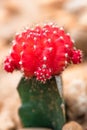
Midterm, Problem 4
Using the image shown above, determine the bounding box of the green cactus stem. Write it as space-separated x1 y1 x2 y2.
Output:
17 76 65 130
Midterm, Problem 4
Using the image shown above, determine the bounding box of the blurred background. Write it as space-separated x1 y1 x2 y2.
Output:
0 0 87 130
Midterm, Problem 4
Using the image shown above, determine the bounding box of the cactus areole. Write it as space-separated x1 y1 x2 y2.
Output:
4 23 82 130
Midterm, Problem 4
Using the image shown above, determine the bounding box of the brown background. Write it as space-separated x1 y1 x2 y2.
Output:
0 0 87 130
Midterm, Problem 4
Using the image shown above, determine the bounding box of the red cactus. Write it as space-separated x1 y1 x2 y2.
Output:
4 23 82 82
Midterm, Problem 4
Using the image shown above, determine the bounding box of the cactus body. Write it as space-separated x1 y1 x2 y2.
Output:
17 76 65 130
4 23 82 130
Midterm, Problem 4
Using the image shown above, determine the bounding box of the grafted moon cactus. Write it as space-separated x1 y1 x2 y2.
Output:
4 23 82 130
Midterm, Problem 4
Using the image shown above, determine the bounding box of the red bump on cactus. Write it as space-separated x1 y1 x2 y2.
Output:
34 67 52 83
4 23 82 82
4 56 15 72
71 49 82 64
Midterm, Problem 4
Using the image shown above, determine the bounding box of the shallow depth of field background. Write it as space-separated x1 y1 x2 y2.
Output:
0 0 87 130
